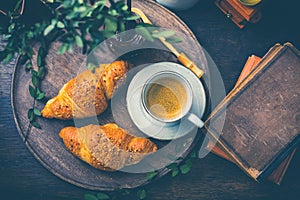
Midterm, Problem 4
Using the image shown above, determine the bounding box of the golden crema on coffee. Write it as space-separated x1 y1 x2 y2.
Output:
145 77 187 120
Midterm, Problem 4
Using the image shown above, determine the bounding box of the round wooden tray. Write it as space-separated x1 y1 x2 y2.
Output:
11 0 206 190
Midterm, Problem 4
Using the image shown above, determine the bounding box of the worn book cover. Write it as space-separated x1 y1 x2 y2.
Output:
204 43 300 181
207 54 297 184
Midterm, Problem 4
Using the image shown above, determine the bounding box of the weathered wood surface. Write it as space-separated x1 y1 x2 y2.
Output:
1 0 300 199
8 0 206 191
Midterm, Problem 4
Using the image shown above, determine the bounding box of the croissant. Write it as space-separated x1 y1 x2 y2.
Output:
41 61 128 119
59 123 157 170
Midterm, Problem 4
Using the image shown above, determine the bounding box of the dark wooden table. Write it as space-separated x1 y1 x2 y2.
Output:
1 1 299 199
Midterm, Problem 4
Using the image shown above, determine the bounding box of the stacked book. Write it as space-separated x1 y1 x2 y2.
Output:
205 42 300 184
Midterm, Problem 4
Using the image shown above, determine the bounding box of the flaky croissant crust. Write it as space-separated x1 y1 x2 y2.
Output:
41 61 128 119
59 123 157 170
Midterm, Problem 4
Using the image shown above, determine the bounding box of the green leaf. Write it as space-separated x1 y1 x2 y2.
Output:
43 24 55 36
121 5 128 11
13 0 23 12
31 70 38 77
84 194 98 200
28 109 34 122
172 167 179 177
101 30 115 39
179 163 192 175
51 19 58 26
108 9 118 16
33 108 42 116
32 75 39 87
66 12 78 20
26 50 34 59
3 53 13 64
177 156 184 161
190 151 197 159
26 61 32 72
8 23 15 33
185 158 193 166
137 189 146 200
96 192 110 200
37 67 46 79
152 30 175 39
75 35 83 47
57 21 65 28
166 37 182 44
2 34 11 40
119 22 125 32
37 55 42 68
135 27 154 42
72 21 80 27
146 171 157 181
29 85 36 98
75 6 87 13
125 15 141 21
35 88 44 100
63 0 76 8
36 92 45 100
115 0 125 9
167 163 177 170
38 47 45 57
104 18 118 32
27 31 34 39
31 121 41 129
47 0 54 3
68 43 73 53
96 14 103 20
58 43 68 54
167 163 180 177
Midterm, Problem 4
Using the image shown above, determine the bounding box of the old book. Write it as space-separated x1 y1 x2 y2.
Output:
235 55 262 87
207 54 297 184
209 140 297 184
204 42 300 181
208 54 294 183
208 55 262 160
267 148 297 184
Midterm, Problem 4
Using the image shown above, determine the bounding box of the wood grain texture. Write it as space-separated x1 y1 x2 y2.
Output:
1 0 300 199
9 0 205 191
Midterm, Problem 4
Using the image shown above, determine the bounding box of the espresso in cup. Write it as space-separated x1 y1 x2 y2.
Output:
142 71 192 122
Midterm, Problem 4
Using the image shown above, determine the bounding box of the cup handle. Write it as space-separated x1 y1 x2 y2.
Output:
186 113 204 128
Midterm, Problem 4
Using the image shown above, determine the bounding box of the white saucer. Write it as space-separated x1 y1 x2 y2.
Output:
126 62 206 140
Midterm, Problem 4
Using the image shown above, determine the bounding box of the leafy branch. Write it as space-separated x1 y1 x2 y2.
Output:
1 0 142 128
82 150 198 200
168 151 197 176
2 1 195 199
0 0 181 129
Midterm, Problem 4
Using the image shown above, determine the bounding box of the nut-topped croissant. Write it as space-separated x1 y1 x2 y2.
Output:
41 61 129 119
59 123 157 170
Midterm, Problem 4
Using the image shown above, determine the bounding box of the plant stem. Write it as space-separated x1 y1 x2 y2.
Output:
125 0 132 31
127 0 131 12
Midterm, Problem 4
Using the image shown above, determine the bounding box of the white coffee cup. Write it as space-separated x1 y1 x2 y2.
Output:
141 71 204 128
